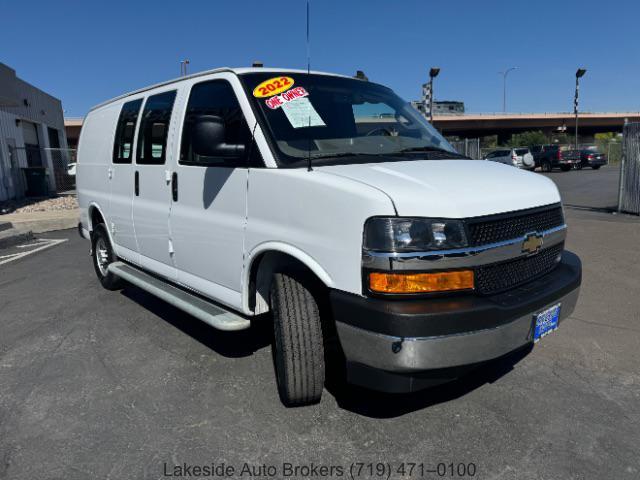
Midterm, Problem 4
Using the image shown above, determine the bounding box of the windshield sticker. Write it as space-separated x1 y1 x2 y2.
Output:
281 97 326 128
253 76 295 98
265 86 309 109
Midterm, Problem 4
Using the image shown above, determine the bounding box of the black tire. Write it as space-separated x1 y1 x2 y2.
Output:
91 224 124 291
560 165 571 172
542 161 552 172
270 272 325 407
592 165 601 170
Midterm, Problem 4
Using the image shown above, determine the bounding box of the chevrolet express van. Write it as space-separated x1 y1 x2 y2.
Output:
77 68 582 406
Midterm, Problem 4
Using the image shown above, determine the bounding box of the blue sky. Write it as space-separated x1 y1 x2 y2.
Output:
2 0 638 117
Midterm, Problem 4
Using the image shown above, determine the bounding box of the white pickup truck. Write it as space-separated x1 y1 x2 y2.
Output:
77 67 581 406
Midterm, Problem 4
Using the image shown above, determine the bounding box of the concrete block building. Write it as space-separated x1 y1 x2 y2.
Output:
0 62 69 201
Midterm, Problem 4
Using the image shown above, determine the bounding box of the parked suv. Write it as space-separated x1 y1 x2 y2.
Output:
77 68 582 406
485 147 535 169
531 144 578 171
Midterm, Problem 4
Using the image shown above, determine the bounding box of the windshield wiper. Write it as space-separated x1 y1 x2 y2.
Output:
308 152 372 161
397 146 454 154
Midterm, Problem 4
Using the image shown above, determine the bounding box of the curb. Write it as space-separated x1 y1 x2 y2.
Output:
0 210 78 235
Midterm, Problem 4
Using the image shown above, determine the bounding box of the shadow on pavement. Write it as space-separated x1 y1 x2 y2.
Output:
120 286 272 358
326 345 533 418
120 283 532 417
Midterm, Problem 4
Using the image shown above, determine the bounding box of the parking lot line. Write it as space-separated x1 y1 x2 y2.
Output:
0 238 68 266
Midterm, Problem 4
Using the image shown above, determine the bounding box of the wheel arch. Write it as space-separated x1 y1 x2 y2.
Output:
87 202 117 249
243 242 334 315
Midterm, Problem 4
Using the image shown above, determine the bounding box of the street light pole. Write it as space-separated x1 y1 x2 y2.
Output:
574 68 587 150
428 67 440 123
500 67 517 112
180 59 190 77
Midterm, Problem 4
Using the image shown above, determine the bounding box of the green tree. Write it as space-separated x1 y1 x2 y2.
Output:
506 130 547 148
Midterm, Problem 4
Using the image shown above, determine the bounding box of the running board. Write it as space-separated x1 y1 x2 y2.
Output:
107 262 251 331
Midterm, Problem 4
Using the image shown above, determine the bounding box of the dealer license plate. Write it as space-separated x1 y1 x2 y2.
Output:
533 303 561 342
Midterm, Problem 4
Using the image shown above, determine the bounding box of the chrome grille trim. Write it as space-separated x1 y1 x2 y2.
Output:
362 224 567 271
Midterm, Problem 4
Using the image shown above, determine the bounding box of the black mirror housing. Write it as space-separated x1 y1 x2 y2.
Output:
192 115 246 158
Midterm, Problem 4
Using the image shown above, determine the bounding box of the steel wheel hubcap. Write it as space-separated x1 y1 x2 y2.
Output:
95 238 110 276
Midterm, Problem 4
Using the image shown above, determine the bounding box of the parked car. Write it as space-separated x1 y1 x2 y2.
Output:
531 144 579 172
76 67 582 406
579 149 607 169
485 148 534 169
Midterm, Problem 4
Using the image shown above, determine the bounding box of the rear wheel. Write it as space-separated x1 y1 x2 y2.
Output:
91 224 124 291
542 161 552 172
270 272 325 407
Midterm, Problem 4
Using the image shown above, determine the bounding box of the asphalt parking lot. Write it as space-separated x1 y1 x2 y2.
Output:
1 166 639 480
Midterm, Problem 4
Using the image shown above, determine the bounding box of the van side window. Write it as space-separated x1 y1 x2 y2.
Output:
180 80 258 167
113 99 143 164
136 91 177 165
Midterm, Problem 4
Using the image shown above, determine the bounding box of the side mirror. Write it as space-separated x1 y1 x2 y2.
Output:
191 115 246 158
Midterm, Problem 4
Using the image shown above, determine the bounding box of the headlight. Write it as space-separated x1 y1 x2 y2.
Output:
363 217 467 252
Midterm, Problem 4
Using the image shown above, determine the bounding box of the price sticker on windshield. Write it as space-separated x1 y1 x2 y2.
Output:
253 76 295 98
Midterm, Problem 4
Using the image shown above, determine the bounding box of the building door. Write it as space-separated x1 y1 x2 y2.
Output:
21 121 42 167
132 90 178 280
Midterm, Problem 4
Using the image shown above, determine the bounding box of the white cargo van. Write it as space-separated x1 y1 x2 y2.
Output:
77 68 581 406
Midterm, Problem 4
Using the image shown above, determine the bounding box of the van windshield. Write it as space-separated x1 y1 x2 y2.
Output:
240 72 462 167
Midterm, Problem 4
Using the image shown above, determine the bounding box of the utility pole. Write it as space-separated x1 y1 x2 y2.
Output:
574 68 587 149
499 67 517 112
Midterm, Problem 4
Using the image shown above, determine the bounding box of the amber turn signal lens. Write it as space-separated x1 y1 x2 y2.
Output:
369 270 474 294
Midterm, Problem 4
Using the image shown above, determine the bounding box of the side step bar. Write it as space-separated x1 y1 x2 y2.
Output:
108 261 251 331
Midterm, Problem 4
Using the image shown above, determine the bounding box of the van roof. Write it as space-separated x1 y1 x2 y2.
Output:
90 67 356 112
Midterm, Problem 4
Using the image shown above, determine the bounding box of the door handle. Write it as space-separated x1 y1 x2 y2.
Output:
134 171 139 196
108 167 113 180
171 172 178 202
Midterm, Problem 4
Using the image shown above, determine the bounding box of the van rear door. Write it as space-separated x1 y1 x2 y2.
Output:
132 90 178 279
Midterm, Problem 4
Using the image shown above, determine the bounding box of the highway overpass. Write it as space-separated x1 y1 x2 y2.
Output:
64 111 640 149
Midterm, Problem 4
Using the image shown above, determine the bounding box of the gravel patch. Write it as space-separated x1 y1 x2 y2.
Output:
0 196 78 215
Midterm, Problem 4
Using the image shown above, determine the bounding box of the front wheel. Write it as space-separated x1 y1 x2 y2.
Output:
592 165 601 170
91 224 124 290
270 272 325 407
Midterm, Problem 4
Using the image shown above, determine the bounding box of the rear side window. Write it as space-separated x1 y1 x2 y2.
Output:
515 148 529 155
113 99 143 164
136 91 177 165
180 79 259 167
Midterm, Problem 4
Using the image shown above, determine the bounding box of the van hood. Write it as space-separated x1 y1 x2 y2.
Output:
317 159 561 218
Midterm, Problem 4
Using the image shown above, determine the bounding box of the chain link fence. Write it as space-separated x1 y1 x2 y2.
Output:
449 138 481 159
48 148 77 193
5 146 76 198
618 123 640 215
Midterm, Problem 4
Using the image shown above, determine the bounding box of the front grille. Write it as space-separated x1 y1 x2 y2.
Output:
467 205 564 246
475 243 564 295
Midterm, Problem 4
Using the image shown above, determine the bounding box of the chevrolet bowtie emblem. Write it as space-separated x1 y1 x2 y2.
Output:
522 232 544 255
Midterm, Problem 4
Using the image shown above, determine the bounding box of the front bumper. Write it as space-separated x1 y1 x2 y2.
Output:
331 251 581 392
